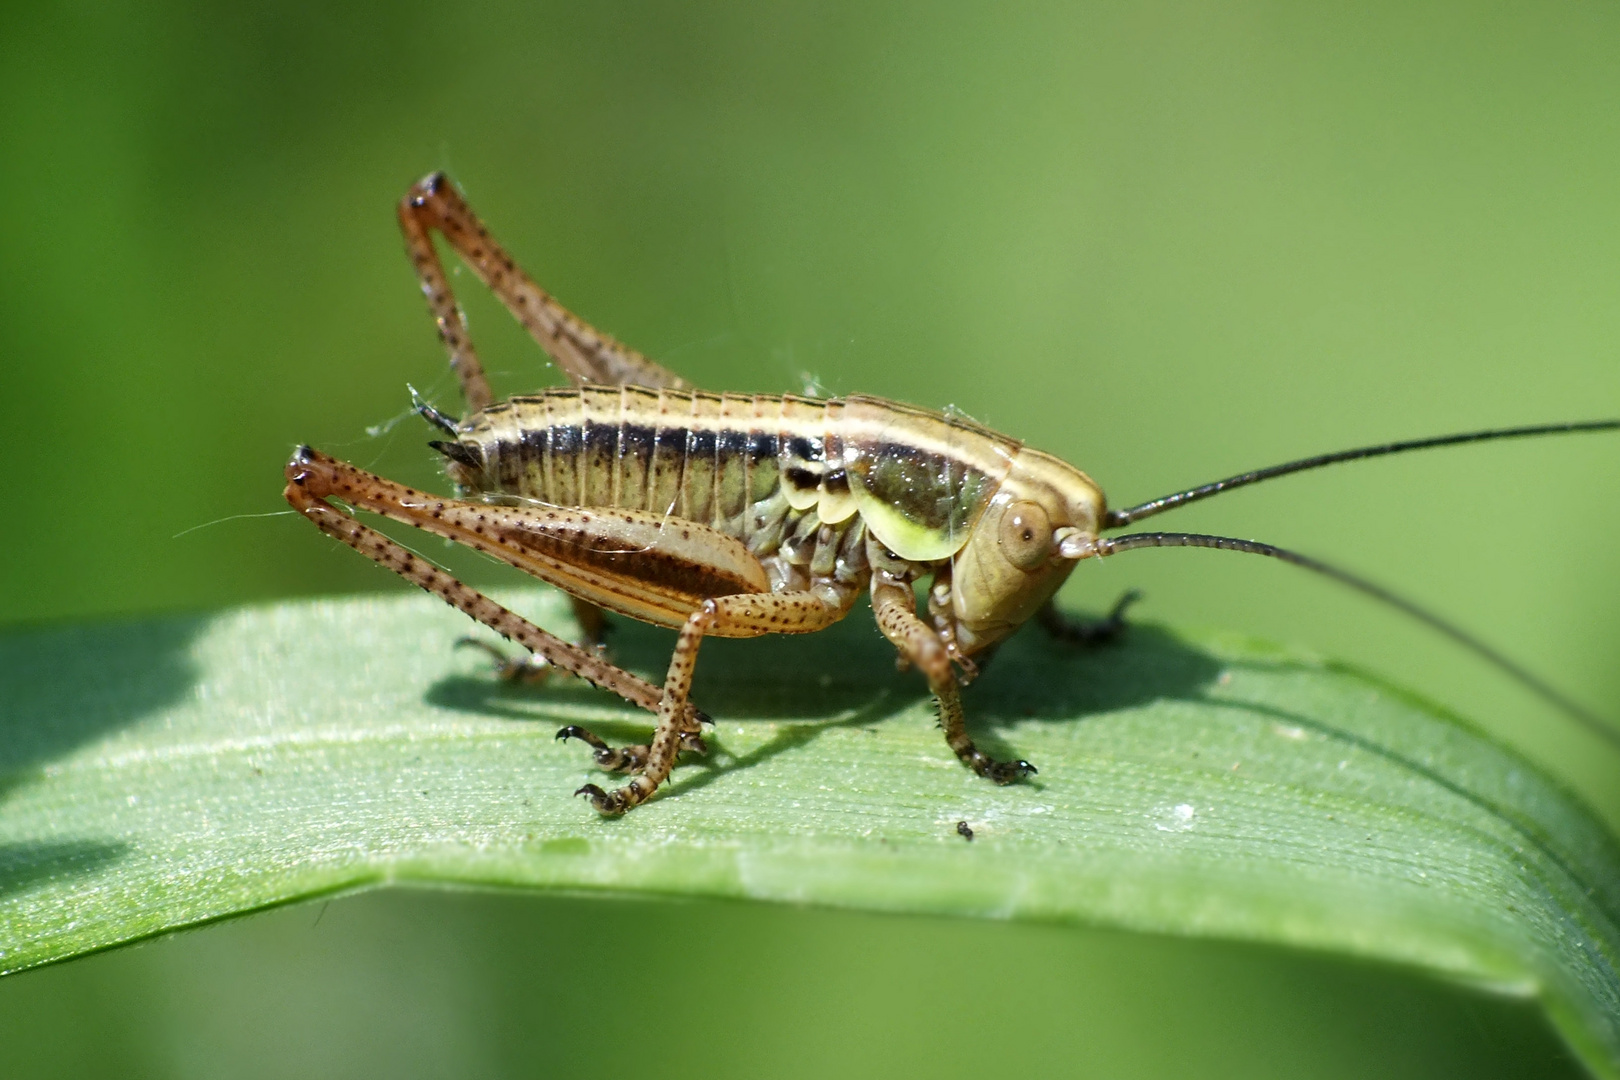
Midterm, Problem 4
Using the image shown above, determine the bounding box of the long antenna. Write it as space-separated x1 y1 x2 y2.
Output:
1091 531 1620 752
1105 420 1620 528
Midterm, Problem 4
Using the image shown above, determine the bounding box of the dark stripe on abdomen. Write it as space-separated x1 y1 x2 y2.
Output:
467 388 819 545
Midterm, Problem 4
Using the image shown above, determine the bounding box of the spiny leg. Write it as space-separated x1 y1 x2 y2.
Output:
456 594 615 683
284 459 706 730
397 181 491 412
1037 589 1141 646
559 593 709 769
399 172 688 674
398 172 689 396
287 444 811 779
285 448 772 620
871 575 1035 784
577 590 852 815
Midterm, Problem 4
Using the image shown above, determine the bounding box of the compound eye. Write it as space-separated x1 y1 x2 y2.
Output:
998 500 1053 570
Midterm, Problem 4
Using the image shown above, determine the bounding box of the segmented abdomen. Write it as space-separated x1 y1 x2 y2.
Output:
450 385 1020 565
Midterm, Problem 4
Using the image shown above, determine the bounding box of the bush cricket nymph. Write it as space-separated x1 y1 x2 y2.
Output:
285 172 1619 816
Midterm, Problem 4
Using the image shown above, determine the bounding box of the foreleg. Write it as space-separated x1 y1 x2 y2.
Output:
871 575 1035 784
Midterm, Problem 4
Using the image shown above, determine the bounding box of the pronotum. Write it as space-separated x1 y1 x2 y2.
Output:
284 172 1619 816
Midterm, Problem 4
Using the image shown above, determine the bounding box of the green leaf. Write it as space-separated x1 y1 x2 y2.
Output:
2 589 1618 1074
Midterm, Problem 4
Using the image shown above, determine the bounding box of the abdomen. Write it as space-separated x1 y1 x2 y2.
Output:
457 386 810 547
446 385 1019 565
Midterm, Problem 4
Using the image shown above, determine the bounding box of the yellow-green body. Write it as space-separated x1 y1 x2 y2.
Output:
441 385 1108 655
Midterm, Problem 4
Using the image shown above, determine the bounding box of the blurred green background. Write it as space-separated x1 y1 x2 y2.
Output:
2 1 1617 1075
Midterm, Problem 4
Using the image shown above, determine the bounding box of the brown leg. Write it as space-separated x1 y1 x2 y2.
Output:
456 638 677 780
555 724 708 774
284 447 770 628
456 594 611 682
452 637 709 772
284 469 705 728
576 590 854 815
398 171 689 402
871 574 1035 784
398 172 682 662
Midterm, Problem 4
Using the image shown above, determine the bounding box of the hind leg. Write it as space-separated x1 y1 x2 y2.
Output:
398 171 689 404
458 593 614 685
399 171 693 640
576 590 854 815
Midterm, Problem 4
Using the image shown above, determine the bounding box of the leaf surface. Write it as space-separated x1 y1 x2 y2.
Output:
1 590 1617 1073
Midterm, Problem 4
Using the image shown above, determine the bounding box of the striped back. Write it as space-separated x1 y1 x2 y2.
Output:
454 387 1020 561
